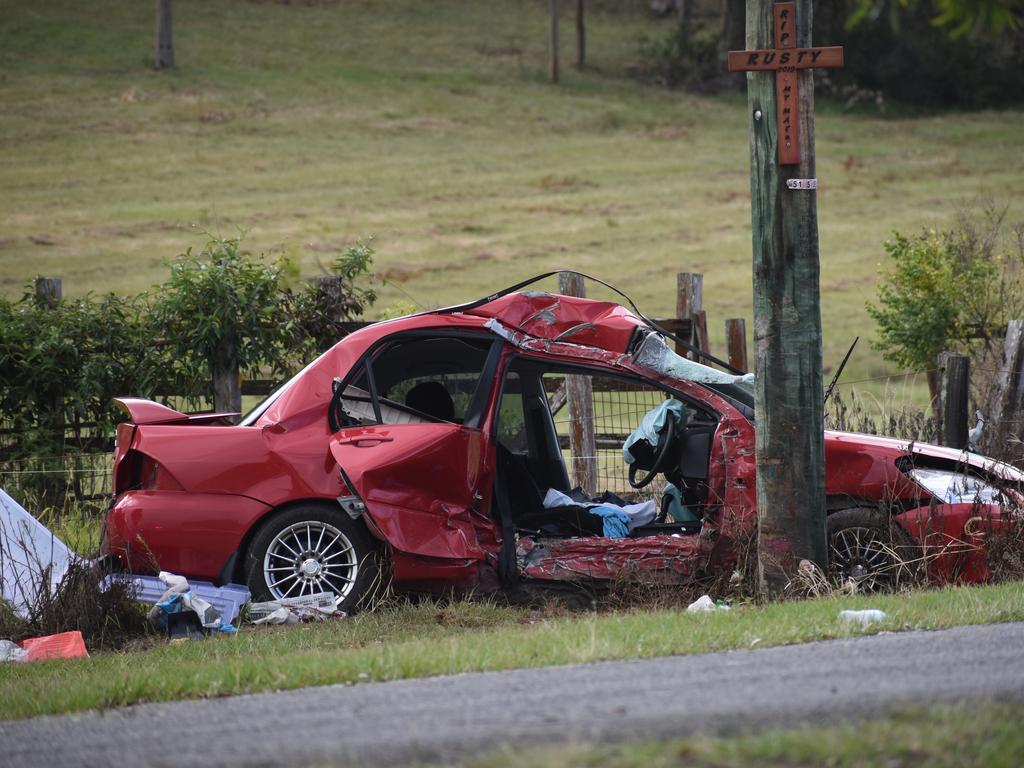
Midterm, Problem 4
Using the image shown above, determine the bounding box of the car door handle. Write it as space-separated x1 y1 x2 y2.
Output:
336 436 394 447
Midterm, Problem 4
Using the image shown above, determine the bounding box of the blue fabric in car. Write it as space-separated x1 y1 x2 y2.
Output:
587 504 631 538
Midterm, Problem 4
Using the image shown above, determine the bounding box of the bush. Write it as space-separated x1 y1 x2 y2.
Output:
152 236 298 402
866 203 1024 400
0 235 376 463
636 24 721 89
831 4 1024 108
0 290 166 459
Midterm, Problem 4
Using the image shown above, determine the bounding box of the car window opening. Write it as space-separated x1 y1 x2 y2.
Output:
337 336 496 429
493 358 719 546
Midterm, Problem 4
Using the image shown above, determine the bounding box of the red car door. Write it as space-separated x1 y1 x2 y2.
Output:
329 423 490 561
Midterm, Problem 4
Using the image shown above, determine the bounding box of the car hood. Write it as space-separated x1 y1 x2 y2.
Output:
826 430 1024 483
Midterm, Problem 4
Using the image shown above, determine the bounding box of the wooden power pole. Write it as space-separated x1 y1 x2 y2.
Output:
728 2 844 596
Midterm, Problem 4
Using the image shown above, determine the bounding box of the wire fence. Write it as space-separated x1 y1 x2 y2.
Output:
546 374 671 502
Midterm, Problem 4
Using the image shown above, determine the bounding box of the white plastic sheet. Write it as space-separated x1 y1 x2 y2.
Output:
0 488 75 620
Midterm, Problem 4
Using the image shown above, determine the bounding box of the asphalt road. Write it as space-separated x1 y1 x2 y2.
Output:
2 621 1023 767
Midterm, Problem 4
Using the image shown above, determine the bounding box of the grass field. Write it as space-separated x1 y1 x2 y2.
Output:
446 701 1024 768
0 580 1021 720
3 0 1023 392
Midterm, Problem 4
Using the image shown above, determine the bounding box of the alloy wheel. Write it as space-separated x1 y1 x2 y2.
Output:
262 520 358 602
830 525 896 591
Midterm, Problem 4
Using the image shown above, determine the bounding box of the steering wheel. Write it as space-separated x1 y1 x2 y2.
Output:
628 415 676 489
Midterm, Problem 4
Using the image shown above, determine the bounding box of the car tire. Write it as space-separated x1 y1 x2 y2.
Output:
827 507 922 591
245 503 380 614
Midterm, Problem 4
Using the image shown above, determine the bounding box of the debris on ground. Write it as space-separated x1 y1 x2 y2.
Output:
20 630 89 661
146 571 239 637
686 595 731 613
249 592 342 625
104 573 250 625
1 630 90 662
839 609 888 627
0 640 28 663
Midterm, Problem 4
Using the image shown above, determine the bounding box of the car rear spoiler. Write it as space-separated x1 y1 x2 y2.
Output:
113 398 239 425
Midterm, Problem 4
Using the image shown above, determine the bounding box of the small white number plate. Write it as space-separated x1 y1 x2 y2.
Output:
786 178 818 190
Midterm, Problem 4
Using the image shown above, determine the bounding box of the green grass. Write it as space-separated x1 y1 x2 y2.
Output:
1 581 1022 720
446 701 1024 768
2 1 1023 403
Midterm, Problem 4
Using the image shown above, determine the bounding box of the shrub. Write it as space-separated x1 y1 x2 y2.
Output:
866 202 1024 401
0 235 376 463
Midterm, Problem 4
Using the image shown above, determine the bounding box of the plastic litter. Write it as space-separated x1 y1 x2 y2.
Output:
0 488 75 620
839 609 888 627
587 504 631 538
687 595 731 613
0 639 28 663
148 572 238 636
249 592 341 625
105 573 250 626
19 630 89 661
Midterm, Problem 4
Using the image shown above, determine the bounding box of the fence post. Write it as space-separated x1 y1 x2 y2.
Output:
155 0 174 69
33 277 66 453
675 272 703 358
693 310 710 356
575 0 585 70
725 318 748 372
938 351 970 450
987 319 1024 453
549 0 560 83
34 277 62 308
558 271 597 495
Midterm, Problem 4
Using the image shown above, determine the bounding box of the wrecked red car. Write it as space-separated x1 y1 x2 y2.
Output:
103 281 1024 611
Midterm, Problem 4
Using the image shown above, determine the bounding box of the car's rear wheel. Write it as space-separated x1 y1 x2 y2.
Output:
828 508 922 592
245 504 379 613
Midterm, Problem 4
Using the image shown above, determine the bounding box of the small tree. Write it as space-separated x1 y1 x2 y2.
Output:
153 237 296 414
867 204 1024 405
153 236 376 415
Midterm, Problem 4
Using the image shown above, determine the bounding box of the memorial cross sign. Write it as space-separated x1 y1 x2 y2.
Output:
727 2 843 165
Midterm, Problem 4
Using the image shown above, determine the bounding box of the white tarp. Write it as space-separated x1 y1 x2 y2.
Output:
0 488 75 620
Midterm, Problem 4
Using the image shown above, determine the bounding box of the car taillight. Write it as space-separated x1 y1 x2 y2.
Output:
137 454 183 491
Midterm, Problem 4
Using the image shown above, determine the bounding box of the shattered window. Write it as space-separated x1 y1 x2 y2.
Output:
342 336 496 427
631 331 755 414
